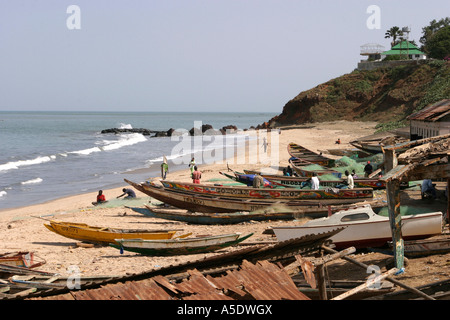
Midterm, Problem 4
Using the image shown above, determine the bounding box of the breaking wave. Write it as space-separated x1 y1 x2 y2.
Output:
0 156 56 172
21 178 43 185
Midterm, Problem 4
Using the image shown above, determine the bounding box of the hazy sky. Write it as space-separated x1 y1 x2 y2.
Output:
0 0 448 112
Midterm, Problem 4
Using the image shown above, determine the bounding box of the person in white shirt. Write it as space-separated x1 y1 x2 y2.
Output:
311 173 320 190
345 170 354 189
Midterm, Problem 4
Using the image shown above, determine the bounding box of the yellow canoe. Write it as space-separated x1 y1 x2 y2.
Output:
44 221 179 245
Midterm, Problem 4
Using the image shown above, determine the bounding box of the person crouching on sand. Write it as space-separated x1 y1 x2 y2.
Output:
117 188 136 199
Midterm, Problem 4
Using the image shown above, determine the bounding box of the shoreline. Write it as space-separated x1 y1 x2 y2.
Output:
2 120 404 278
2 120 449 292
0 121 379 220
0 131 252 213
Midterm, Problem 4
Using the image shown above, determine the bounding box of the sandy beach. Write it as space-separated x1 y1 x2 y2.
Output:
1 121 449 293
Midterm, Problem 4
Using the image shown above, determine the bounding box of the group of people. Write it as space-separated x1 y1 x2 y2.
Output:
92 188 136 206
189 157 202 184
163 156 202 184
93 155 444 207
93 155 203 205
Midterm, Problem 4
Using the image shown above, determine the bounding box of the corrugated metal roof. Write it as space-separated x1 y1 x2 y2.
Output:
32 259 310 300
19 229 342 300
407 99 450 122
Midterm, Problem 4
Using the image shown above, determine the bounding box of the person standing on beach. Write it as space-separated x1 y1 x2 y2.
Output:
364 161 373 177
189 157 196 178
262 137 268 153
117 188 136 199
192 166 202 184
161 156 169 180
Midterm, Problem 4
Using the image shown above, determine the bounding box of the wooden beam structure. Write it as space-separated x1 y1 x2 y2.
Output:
380 134 450 270
447 177 450 223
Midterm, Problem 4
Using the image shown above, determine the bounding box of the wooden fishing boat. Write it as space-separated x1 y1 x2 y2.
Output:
271 205 443 249
262 174 387 190
288 160 343 178
124 179 373 215
10 274 119 290
219 171 273 187
350 135 409 154
129 205 299 224
0 252 45 269
391 236 450 257
288 143 335 167
318 148 372 158
227 170 386 189
44 221 180 245
160 180 373 201
111 233 253 256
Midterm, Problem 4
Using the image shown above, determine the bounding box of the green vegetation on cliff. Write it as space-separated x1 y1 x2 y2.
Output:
266 60 449 131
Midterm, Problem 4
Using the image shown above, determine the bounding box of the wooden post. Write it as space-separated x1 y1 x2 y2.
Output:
386 179 404 270
316 264 327 300
322 246 435 300
447 178 450 224
384 149 397 172
383 148 404 269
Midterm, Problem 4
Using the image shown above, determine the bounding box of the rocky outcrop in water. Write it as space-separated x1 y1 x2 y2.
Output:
101 124 244 137
101 128 154 135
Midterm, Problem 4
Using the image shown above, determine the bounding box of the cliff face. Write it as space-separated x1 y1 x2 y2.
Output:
263 60 450 128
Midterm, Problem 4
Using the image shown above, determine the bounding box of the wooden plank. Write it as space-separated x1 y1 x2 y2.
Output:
44 276 60 284
307 247 356 267
368 168 382 178
332 268 398 300
322 246 436 300
381 164 414 182
0 286 10 294
404 163 450 181
384 133 450 151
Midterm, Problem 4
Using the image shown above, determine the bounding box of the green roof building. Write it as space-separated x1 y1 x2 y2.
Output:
381 40 427 60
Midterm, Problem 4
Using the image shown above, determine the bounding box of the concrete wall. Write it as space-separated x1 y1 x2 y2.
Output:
410 119 450 140
357 59 427 71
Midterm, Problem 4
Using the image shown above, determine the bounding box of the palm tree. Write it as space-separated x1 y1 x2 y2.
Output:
385 26 404 47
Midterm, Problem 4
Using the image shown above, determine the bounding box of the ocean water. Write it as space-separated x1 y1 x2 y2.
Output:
0 111 276 210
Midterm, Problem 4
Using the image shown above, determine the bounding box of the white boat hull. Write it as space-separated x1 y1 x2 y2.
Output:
272 206 442 249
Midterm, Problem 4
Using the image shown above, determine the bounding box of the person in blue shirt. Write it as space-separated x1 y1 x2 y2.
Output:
117 188 136 199
421 179 436 199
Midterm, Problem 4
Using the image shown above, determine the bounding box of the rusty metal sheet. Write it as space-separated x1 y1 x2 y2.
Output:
31 260 310 300
25 229 339 300
227 260 309 300
151 275 180 295
206 271 248 298
407 99 450 122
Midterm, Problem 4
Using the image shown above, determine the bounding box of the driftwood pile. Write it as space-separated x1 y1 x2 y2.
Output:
398 137 449 165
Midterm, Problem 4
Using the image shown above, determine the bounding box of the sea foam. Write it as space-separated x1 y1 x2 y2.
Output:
0 156 55 172
102 133 147 151
21 178 43 185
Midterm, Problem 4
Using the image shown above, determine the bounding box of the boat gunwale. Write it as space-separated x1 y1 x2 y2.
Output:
271 211 443 230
